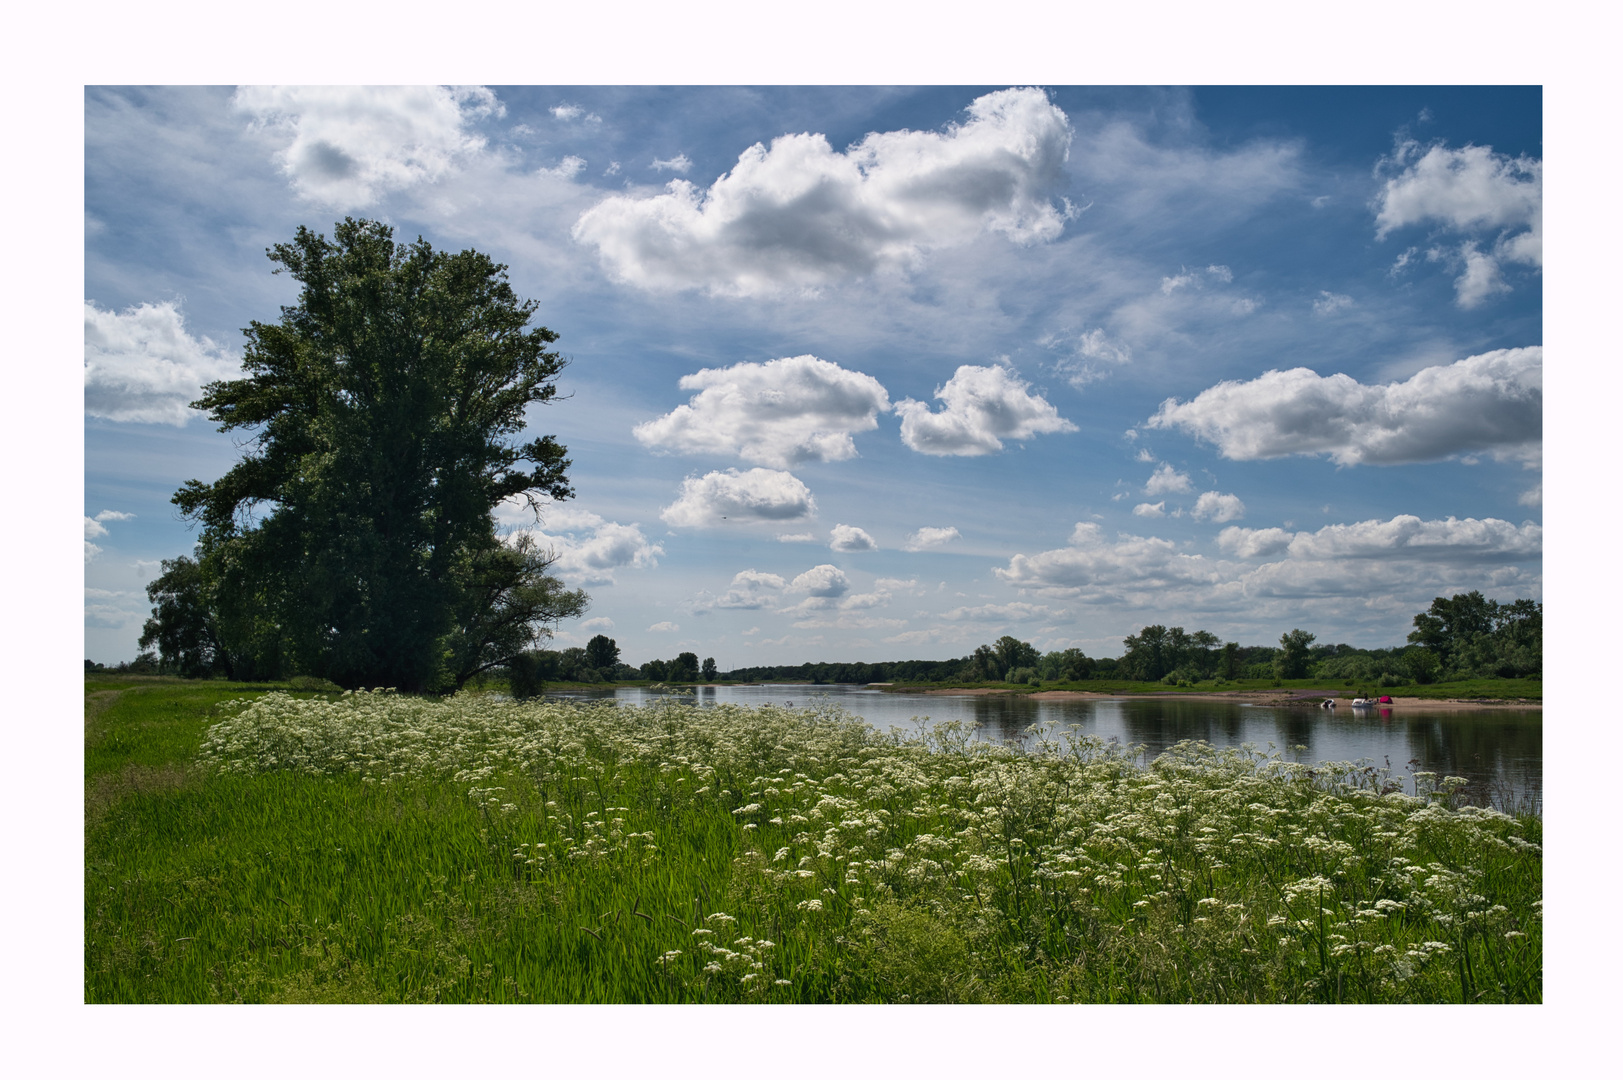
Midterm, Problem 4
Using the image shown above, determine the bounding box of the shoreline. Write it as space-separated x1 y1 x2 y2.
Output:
915 687 1541 711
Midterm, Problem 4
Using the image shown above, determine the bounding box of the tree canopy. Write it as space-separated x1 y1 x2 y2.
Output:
172 219 586 691
138 554 225 679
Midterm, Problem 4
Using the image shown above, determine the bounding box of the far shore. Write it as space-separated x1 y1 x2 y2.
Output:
915 686 1541 711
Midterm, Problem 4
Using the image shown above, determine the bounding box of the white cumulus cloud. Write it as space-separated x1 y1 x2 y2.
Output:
650 154 692 173
1265 515 1540 563
1216 526 1293 559
706 570 788 610
1144 463 1192 495
540 155 587 180
1453 242 1511 309
1374 141 1542 254
1148 347 1541 466
995 522 1215 595
1373 140 1541 308
571 87 1072 296
896 364 1074 456
789 564 849 598
660 468 817 527
85 301 240 425
1132 502 1165 518
941 601 1067 623
1192 491 1246 522
512 506 663 587
84 509 135 560
634 356 890 467
233 85 502 209
550 103 599 123
998 515 1540 609
902 526 960 551
829 524 877 552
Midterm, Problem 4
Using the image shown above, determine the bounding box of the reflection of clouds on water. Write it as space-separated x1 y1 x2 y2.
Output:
545 684 1540 812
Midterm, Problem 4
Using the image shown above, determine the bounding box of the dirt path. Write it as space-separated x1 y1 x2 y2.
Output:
84 689 123 743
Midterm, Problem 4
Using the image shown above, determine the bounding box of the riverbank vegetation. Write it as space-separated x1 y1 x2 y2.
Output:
87 678 1540 1003
719 593 1539 694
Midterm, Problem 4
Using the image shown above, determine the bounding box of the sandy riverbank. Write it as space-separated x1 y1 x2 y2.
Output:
914 687 1540 710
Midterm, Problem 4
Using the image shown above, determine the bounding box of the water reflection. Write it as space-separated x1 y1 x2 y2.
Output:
543 684 1540 812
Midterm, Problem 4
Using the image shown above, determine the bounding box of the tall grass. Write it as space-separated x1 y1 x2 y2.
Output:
86 686 1540 1002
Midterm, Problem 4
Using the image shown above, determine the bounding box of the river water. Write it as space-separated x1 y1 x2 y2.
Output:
544 683 1542 813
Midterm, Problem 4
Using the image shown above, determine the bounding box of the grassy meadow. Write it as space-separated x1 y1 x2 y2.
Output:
86 677 1541 1003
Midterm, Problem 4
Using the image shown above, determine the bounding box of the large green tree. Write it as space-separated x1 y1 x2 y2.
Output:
175 219 585 691
137 554 227 678
992 635 1041 678
1274 629 1317 679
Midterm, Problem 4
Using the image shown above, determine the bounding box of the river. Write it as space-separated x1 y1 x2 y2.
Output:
543 683 1542 813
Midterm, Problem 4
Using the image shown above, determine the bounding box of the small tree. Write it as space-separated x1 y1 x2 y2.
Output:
963 644 997 682
669 652 700 682
138 554 226 678
507 650 545 700
993 635 1041 676
702 657 718 681
1274 629 1316 679
1121 625 1171 682
1402 646 1440 684
585 634 621 673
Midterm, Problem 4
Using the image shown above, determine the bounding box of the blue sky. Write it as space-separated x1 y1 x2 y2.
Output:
84 85 1542 667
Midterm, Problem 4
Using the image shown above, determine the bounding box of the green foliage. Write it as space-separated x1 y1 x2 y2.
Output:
585 635 620 672
1122 626 1227 682
1042 647 1093 682
1404 646 1441 685
506 650 546 700
1275 629 1316 680
701 657 718 681
992 635 1041 675
1408 592 1541 680
87 682 1542 1003
138 554 228 678
173 219 584 692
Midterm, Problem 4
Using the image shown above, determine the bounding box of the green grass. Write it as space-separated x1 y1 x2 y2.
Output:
86 679 1541 1003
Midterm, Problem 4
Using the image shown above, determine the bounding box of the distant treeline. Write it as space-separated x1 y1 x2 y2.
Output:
721 591 1542 688
109 589 1539 691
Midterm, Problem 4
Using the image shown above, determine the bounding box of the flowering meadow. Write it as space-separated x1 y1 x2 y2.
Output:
86 684 1540 1002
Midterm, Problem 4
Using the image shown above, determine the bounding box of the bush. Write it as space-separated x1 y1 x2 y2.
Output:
288 675 341 692
1006 667 1038 685
1403 648 1439 685
508 651 545 700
